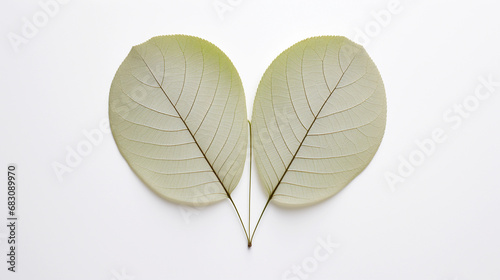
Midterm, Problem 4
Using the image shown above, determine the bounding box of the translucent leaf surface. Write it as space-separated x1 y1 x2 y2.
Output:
109 35 248 206
251 36 386 207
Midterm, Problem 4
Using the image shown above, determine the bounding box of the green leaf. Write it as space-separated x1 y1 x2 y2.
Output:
109 35 248 206
251 36 387 207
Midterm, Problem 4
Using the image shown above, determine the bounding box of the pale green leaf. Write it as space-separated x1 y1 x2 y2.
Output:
109 35 248 206
251 36 386 207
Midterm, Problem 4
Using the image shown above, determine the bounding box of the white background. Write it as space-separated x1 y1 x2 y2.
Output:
1 0 500 279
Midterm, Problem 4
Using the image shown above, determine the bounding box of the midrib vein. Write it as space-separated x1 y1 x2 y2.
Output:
267 53 358 200
136 53 231 197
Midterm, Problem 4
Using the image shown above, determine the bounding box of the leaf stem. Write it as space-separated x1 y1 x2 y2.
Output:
228 196 250 244
249 197 271 244
247 120 253 247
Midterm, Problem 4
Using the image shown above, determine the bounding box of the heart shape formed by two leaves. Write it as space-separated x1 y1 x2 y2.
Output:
109 35 386 247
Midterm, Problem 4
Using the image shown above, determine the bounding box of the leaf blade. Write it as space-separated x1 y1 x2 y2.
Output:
109 35 248 206
251 36 386 207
